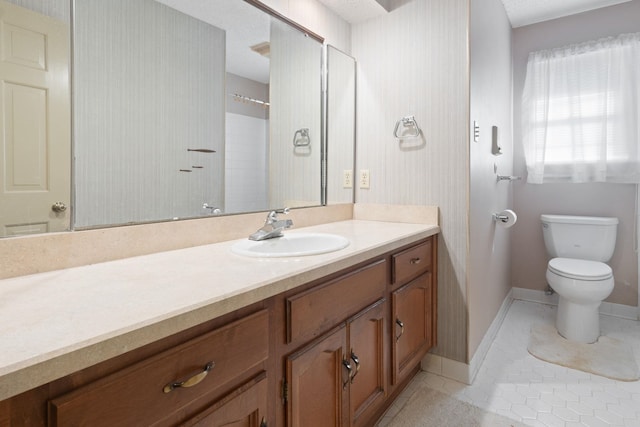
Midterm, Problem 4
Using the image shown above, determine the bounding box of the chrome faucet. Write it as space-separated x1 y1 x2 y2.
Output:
249 208 293 241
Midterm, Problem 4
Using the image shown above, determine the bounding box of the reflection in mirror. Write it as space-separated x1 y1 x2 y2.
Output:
0 0 70 237
74 0 323 228
326 46 356 204
1 0 355 238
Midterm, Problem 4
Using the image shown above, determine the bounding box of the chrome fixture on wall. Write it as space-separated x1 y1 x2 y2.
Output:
496 175 522 182
293 128 311 147
393 115 421 139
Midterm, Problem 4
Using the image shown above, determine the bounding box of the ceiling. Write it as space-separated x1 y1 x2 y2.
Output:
317 0 633 27
316 0 390 24
498 0 632 27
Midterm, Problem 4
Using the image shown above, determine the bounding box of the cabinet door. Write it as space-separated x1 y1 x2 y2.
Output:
184 373 267 427
286 326 349 427
391 272 433 385
348 300 387 427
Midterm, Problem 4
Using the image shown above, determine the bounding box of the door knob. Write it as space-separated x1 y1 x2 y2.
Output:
51 202 67 213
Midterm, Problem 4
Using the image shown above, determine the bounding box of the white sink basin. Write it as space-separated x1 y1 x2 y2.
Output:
231 232 350 258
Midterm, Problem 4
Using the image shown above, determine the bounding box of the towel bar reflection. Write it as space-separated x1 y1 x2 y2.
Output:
394 116 421 139
293 128 310 147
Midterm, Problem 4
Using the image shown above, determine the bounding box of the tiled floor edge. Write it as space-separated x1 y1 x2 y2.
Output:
512 287 639 320
421 290 515 385
421 353 471 385
468 289 515 382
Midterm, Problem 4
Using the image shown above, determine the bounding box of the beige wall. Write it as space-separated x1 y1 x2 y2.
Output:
512 1 640 307
352 0 470 363
468 0 513 359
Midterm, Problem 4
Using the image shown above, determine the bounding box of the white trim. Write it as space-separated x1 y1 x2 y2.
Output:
421 287 639 386
421 353 472 385
421 289 515 385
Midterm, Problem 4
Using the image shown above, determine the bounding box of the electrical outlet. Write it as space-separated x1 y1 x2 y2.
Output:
359 169 370 189
343 170 353 188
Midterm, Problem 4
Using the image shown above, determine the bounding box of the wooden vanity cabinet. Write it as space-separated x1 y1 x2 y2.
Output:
1 235 437 427
47 309 271 427
282 259 390 427
391 240 437 386
284 300 387 427
280 236 436 427
391 273 433 385
182 372 268 427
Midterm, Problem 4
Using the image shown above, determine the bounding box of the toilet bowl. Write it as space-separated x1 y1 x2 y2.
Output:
545 258 614 343
541 215 618 344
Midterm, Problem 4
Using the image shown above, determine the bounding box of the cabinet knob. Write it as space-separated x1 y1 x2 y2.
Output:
409 257 421 265
163 361 215 393
395 318 405 342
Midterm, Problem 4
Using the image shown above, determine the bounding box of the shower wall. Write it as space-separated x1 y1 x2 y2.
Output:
225 73 269 214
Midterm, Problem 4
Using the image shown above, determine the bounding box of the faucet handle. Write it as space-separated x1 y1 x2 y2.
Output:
266 207 290 223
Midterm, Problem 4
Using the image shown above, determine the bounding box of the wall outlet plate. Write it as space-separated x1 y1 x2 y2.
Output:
343 170 353 188
359 169 370 189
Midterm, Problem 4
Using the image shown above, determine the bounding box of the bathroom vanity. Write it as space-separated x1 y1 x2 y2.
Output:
0 219 438 426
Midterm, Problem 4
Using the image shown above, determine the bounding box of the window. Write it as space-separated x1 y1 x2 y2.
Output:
521 33 640 184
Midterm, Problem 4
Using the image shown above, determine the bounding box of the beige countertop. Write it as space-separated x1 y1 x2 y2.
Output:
0 219 439 401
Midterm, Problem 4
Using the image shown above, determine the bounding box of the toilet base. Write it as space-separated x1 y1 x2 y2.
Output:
556 296 601 343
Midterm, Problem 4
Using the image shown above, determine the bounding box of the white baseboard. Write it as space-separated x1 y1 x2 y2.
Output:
421 289 515 385
421 353 472 385
512 287 639 320
421 287 639 385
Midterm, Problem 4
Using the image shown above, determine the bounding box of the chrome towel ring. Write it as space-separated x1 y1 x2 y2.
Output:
394 116 421 139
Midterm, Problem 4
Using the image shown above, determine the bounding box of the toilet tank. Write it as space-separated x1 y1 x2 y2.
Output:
541 215 618 262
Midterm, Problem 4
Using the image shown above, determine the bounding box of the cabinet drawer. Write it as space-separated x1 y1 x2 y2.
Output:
392 239 432 287
49 310 269 427
287 260 387 344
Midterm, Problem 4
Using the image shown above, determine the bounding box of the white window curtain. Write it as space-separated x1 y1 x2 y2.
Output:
522 32 640 184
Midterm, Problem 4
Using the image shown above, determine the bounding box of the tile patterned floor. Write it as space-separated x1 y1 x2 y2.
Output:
377 300 640 427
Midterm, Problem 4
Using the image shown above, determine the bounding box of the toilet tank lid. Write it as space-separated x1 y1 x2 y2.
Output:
541 214 618 225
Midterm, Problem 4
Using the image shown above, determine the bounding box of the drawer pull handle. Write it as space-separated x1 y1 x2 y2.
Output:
350 351 360 384
410 257 421 265
163 361 215 393
395 318 405 342
342 357 352 389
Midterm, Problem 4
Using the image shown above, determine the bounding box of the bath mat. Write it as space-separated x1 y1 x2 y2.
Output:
528 323 640 381
387 386 528 427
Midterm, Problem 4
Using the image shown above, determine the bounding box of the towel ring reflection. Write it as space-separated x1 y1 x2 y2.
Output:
293 128 310 147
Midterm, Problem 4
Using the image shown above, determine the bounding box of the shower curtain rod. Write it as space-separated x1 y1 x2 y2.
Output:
229 93 270 108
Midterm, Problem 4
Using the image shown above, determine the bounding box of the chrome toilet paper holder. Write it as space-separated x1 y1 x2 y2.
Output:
493 213 509 223
492 209 517 228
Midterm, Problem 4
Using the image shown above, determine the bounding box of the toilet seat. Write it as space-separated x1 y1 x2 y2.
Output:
548 258 612 281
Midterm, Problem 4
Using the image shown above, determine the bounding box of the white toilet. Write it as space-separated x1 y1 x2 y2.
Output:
541 214 618 343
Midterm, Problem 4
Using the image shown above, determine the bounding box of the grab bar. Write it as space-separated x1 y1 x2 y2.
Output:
394 116 421 139
293 128 310 147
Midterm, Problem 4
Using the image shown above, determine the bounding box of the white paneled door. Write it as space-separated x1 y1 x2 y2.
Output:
0 0 70 237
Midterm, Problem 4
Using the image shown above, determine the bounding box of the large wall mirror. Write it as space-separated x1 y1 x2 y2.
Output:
0 0 356 237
